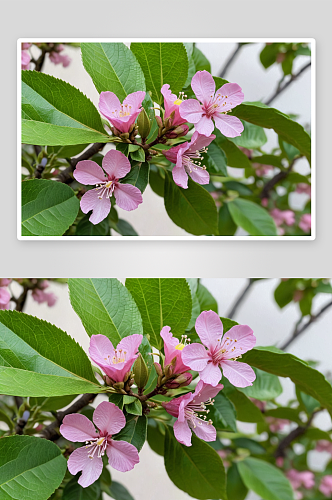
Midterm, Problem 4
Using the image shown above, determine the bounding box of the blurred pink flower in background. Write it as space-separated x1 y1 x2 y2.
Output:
0 286 11 310
21 50 31 70
270 209 295 227
32 280 57 307
299 214 311 232
49 45 71 67
250 398 266 411
293 290 305 302
316 440 332 455
286 469 315 490
266 417 290 432
276 457 284 468
253 163 274 177
296 183 311 197
319 476 332 497
261 198 269 207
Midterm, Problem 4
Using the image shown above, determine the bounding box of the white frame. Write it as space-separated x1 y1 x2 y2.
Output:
17 38 316 241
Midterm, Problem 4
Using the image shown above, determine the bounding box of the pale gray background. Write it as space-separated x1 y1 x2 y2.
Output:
10 278 331 500
1 0 331 276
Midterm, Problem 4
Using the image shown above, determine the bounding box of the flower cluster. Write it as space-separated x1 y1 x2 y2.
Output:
60 309 256 487
0 279 11 310
21 42 71 71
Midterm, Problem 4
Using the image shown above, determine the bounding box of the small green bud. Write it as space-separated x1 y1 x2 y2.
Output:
133 354 149 389
137 108 151 140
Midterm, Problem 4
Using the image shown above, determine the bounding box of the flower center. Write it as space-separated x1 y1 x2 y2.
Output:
203 93 230 118
211 336 242 364
104 349 127 365
173 92 187 106
85 436 108 459
184 397 215 428
95 180 115 200
111 104 132 118
182 147 208 174
175 334 191 351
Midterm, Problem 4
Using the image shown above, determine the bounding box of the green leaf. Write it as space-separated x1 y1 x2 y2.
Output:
114 414 147 452
110 219 138 236
233 102 311 163
48 143 89 158
204 141 228 175
22 71 109 146
265 407 301 424
29 394 77 412
260 44 280 68
0 310 102 397
164 172 218 235
130 43 188 104
108 394 124 410
252 154 284 169
63 477 100 500
125 399 142 416
22 179 79 237
228 198 278 236
192 47 211 73
238 457 294 500
76 214 110 236
0 435 66 500
186 278 201 331
230 120 267 149
274 280 296 308
108 482 135 500
211 392 237 432
196 283 218 313
164 427 227 500
130 148 146 163
239 368 283 400
147 420 165 456
222 380 264 423
227 463 248 500
242 346 332 416
125 278 192 349
121 162 149 193
218 203 237 236
68 278 143 344
81 43 145 99
215 133 252 169
149 166 165 197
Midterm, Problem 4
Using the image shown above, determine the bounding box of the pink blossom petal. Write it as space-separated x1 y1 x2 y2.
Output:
99 92 122 120
191 71 216 106
114 183 143 211
102 150 131 180
68 446 103 488
107 440 139 472
215 83 244 112
190 420 216 442
199 362 222 386
89 334 115 368
221 360 256 387
80 190 111 225
164 143 187 164
187 132 216 154
195 115 215 136
0 288 11 306
117 334 143 359
172 165 188 189
60 414 97 442
188 166 210 185
193 380 224 404
73 161 106 185
213 114 244 138
174 419 192 446
224 325 256 358
179 99 203 123
0 279 12 287
123 91 146 110
181 343 209 371
160 326 177 347
195 310 223 350
93 401 126 435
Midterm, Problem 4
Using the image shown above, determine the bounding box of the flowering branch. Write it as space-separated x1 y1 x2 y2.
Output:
57 142 106 184
280 300 332 351
265 61 311 106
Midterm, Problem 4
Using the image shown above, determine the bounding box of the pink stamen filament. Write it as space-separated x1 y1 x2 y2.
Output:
184 397 215 428
104 349 127 365
211 336 241 364
203 93 230 118
111 104 132 118
95 181 115 200
85 436 108 459
182 147 208 174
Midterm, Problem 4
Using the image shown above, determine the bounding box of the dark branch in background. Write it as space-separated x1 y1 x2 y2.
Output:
30 49 47 72
275 409 321 458
57 143 106 184
11 286 29 312
260 158 298 199
280 300 332 351
42 393 97 441
226 278 256 318
218 43 244 78
265 62 311 106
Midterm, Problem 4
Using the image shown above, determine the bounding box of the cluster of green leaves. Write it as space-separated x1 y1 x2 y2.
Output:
260 42 311 76
1 278 331 500
274 278 332 317
21 42 311 237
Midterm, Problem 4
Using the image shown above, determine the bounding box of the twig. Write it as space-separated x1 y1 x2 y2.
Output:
12 287 29 312
57 143 106 184
265 62 311 106
280 300 332 351
226 279 255 318
41 393 97 441
275 409 321 458
218 43 244 78
260 158 298 199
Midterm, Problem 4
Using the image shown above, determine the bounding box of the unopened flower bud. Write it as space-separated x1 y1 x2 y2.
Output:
166 124 189 139
154 362 163 377
137 108 151 140
166 372 193 389
133 354 149 389
155 116 163 128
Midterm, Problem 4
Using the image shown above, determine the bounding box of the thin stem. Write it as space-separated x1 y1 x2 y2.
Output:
57 143 106 184
275 409 322 458
260 158 298 199
280 300 332 351
265 62 311 106
218 43 244 78
226 278 255 318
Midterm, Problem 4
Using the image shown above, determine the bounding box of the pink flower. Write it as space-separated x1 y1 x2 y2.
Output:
179 71 244 137
182 310 256 388
99 91 146 135
261 198 269 207
162 380 223 446
21 50 31 70
0 279 11 287
32 288 57 307
73 150 143 225
319 476 332 497
49 51 71 67
267 417 290 432
250 398 266 411
60 401 139 487
253 163 273 177
316 440 332 454
0 287 11 310
299 214 311 232
161 84 189 137
163 131 215 189
276 457 284 468
296 183 311 197
270 209 295 227
286 469 315 490
293 290 304 303
89 333 143 384
157 326 192 388
21 43 32 50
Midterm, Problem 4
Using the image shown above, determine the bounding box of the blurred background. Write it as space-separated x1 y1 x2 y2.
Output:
26 41 311 236
7 277 330 500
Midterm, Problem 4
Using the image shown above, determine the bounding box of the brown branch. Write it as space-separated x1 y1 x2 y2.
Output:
275 409 321 458
12 287 29 312
218 43 244 78
260 158 298 199
57 143 106 184
265 62 311 106
280 300 332 350
226 279 256 318
41 393 97 441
